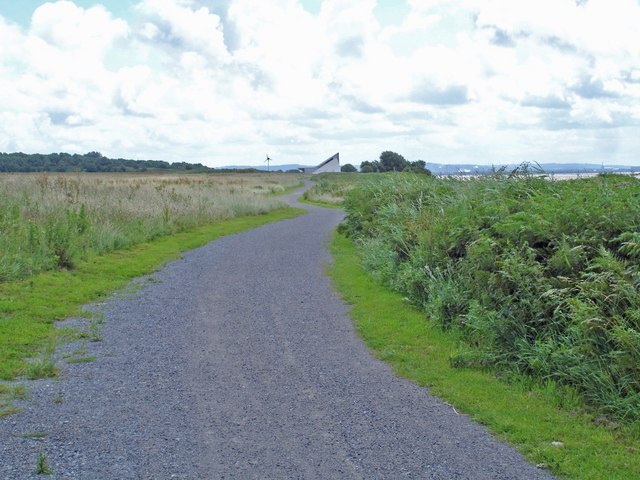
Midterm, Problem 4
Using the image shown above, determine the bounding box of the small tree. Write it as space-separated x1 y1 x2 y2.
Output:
341 163 357 172
405 160 432 175
360 160 380 173
379 151 407 172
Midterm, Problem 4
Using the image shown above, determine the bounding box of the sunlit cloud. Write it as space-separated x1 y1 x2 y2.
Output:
0 0 638 167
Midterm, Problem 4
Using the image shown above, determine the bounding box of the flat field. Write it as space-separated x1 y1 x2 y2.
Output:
0 172 303 282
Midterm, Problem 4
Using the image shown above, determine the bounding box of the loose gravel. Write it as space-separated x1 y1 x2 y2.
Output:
0 183 554 479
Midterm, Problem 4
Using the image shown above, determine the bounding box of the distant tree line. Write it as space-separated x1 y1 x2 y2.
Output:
356 151 432 175
0 151 219 173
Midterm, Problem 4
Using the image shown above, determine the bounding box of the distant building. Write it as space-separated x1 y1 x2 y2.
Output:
302 153 340 174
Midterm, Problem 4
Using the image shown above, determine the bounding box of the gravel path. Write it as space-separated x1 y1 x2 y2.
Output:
0 183 554 479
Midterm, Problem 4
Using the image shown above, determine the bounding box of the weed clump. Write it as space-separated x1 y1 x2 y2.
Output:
35 447 52 475
343 172 640 423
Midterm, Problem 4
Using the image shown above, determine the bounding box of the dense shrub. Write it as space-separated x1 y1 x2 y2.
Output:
343 172 640 422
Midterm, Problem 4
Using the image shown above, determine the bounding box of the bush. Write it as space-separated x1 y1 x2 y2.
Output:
343 172 640 422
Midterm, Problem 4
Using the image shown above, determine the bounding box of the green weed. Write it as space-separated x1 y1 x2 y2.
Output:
342 172 640 423
329 231 640 479
23 350 57 380
0 383 27 417
65 355 96 364
18 431 49 439
35 447 52 475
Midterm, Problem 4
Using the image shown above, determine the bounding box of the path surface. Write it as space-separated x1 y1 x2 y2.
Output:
0 184 553 479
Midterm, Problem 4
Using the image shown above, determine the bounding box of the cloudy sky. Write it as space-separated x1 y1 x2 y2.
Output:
1 0 639 167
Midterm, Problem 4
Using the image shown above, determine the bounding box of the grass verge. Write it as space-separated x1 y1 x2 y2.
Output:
298 196 344 209
274 181 306 196
328 231 640 480
0 207 304 380
300 172 361 206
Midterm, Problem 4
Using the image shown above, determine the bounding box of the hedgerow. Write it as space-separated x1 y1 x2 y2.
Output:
343 172 640 423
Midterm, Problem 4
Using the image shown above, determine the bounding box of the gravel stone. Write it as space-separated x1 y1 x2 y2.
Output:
0 183 554 479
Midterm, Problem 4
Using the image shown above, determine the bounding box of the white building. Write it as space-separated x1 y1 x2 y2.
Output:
303 153 340 174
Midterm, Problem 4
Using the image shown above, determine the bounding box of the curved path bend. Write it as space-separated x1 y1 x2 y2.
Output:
0 183 553 479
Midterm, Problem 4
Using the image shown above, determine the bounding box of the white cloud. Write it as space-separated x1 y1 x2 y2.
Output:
473 0 640 58
136 0 229 62
30 0 128 52
0 0 638 167
0 17 25 62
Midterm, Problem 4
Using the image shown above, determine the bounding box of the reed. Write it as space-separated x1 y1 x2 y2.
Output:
0 172 303 282
301 172 361 205
342 172 640 424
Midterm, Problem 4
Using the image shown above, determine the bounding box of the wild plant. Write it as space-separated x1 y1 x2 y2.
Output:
35 447 52 475
0 172 302 282
343 172 640 422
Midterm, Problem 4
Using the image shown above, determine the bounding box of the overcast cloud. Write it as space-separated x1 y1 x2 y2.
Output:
0 0 639 167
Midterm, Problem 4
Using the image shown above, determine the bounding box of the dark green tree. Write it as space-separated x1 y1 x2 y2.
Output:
379 151 407 172
341 163 357 172
360 160 380 173
0 152 215 173
405 160 432 175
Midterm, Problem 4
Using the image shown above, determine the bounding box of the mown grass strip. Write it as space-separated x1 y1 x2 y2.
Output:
328 232 640 480
0 207 304 380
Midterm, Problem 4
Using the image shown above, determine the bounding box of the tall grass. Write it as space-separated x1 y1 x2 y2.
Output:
343 172 640 423
302 172 363 205
0 172 302 282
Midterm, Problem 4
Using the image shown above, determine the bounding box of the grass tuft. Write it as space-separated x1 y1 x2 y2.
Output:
0 383 27 417
23 356 57 380
35 447 52 475
65 355 96 364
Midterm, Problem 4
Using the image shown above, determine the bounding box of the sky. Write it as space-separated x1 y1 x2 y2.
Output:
0 0 639 168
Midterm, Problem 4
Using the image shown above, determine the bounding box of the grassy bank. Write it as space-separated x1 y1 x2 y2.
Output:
328 232 640 479
301 172 363 206
341 173 640 425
